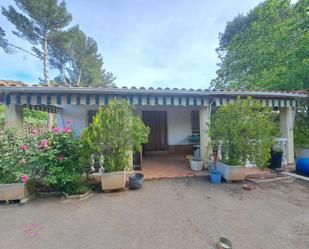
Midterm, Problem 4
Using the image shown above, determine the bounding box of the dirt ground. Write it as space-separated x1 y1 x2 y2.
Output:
0 177 309 249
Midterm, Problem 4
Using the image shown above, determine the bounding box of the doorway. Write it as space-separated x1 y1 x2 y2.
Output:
142 111 168 151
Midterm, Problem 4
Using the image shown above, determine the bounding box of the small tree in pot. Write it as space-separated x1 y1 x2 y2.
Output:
209 97 279 181
80 99 149 191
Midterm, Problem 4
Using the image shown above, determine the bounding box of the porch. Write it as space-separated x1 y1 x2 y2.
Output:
137 153 293 180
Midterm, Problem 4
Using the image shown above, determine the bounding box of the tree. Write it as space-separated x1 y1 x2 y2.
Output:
50 26 116 87
1 0 72 85
211 0 309 91
0 27 11 53
211 0 309 147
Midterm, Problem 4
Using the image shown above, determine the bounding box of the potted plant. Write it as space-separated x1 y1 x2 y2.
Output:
209 97 279 181
0 128 30 201
80 99 149 191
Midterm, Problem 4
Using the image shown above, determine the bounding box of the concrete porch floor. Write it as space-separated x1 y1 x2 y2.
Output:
136 153 295 180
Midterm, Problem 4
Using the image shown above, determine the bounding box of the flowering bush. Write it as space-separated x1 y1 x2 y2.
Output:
23 125 85 192
0 123 87 194
0 128 31 183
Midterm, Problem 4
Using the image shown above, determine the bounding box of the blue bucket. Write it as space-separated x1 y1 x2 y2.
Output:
210 171 222 184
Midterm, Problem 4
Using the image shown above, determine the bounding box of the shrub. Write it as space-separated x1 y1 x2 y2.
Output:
209 97 279 167
0 127 31 183
80 99 149 173
23 126 85 192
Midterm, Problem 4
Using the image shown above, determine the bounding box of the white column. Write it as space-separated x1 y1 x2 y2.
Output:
5 104 23 127
199 106 210 167
279 107 294 164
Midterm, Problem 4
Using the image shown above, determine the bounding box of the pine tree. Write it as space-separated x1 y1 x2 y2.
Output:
1 0 72 85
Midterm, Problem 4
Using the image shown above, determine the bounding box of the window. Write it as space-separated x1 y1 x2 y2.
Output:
191 110 200 134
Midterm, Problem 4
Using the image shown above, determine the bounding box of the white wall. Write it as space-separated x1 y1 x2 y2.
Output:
57 104 98 137
167 107 192 145
57 105 195 144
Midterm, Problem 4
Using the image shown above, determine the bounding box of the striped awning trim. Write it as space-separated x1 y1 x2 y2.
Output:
23 104 62 114
5 93 208 107
214 98 298 108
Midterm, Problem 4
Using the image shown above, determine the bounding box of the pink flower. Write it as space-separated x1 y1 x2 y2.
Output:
58 154 65 161
21 174 28 183
31 130 38 136
52 127 61 133
64 127 71 134
20 145 29 151
65 120 73 125
39 139 49 149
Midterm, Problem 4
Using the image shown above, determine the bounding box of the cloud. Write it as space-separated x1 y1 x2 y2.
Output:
0 0 261 88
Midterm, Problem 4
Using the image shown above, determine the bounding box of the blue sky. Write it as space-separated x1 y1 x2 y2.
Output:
0 0 263 89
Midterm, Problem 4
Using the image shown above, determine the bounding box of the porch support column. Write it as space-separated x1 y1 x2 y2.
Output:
279 107 294 164
199 106 210 167
5 104 23 127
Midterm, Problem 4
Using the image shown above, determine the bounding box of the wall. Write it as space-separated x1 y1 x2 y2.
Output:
57 104 97 137
57 105 195 144
136 106 194 146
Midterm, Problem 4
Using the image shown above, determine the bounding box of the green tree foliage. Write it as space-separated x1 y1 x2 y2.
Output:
211 0 309 91
209 97 279 167
80 99 149 173
0 27 11 53
1 0 72 84
50 26 115 87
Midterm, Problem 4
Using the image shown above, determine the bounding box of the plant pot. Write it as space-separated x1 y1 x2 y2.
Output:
129 173 144 190
101 171 126 191
215 162 245 181
0 183 28 201
270 150 283 169
190 159 204 171
210 171 222 184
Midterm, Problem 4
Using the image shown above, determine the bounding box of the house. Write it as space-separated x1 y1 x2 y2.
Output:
0 85 307 166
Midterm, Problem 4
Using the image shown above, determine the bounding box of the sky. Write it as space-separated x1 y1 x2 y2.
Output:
0 0 271 89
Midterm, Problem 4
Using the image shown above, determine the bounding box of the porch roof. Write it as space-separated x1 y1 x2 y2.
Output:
0 86 307 108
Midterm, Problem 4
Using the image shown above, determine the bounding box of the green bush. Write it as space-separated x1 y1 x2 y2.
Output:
0 127 31 183
80 98 149 173
25 126 85 192
209 97 279 167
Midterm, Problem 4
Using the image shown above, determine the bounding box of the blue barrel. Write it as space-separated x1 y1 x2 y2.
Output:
296 157 309 175
210 171 222 184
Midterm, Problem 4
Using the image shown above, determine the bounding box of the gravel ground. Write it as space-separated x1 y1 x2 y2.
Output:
0 177 309 249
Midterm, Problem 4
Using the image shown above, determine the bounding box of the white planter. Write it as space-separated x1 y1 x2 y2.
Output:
215 162 245 181
0 183 28 201
101 171 126 191
190 160 204 171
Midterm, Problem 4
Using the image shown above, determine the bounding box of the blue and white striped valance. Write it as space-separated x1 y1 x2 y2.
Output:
5 94 208 107
214 97 297 108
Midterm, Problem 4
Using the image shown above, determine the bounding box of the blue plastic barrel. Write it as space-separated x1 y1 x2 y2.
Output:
296 157 309 175
210 171 222 184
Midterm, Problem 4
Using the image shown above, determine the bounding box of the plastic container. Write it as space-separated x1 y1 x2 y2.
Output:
193 145 201 158
296 157 309 175
210 171 222 184
129 173 144 190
